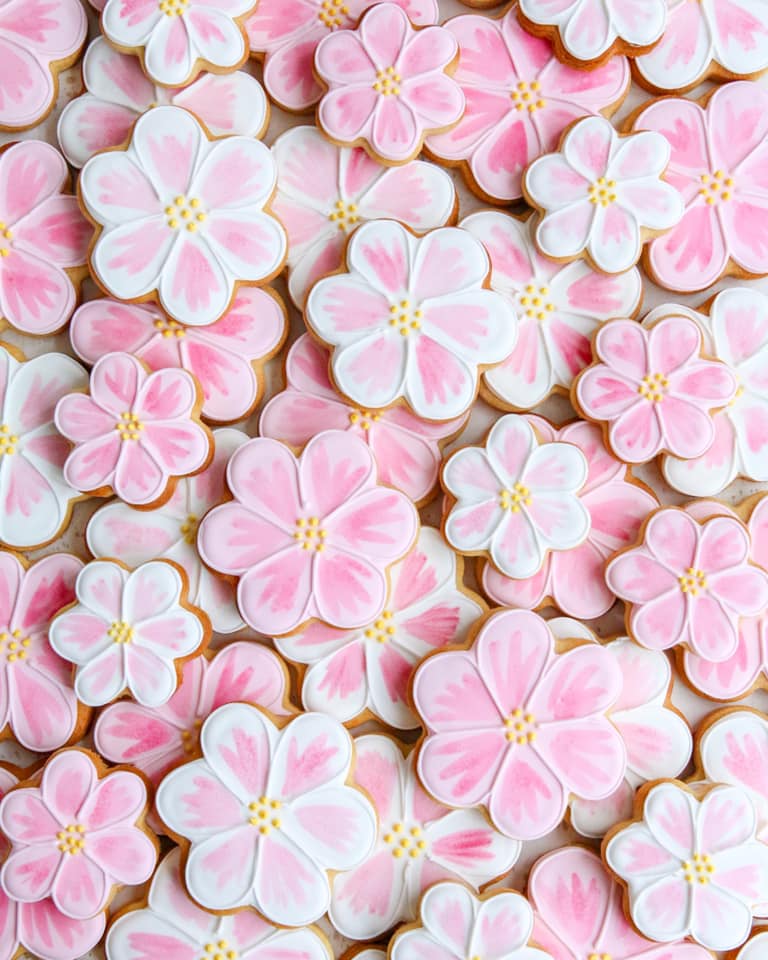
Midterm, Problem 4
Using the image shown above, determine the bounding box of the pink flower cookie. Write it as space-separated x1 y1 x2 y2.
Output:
480 417 656 620
55 352 212 508
306 220 517 422
0 0 86 131
246 0 438 112
70 292 286 424
530 846 712 960
58 37 269 169
156 704 377 924
197 431 419 636
425 7 630 205
442 415 591 582
49 559 210 708
79 105 286 328
0 141 91 336
606 507 768 663
574 315 737 465
413 608 625 841
106 847 332 960
329 734 520 939
604 780 768 951
0 749 158 921
315 3 464 165
275 527 483 730
272 125 456 309
634 83 768 293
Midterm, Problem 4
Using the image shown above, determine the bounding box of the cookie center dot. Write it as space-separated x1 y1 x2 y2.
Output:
0 424 19 456
318 0 350 29
678 567 707 596
180 513 199 545
511 80 545 113
699 169 734 206
637 373 668 403
682 852 715 884
364 609 396 644
328 199 360 232
349 409 381 430
108 620 134 644
389 300 422 336
504 708 537 744
115 411 144 441
518 284 556 322
383 822 427 859
0 629 30 663
588 177 617 207
153 317 186 338
56 824 86 855
0 221 12 258
181 717 203 755
159 0 189 15
247 796 282 834
202 940 238 960
374 66 402 97
294 516 327 551
165 195 206 232
499 483 532 513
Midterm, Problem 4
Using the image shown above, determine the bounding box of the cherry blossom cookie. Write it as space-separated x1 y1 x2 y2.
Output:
523 115 683 275
315 3 465 165
78 105 287 327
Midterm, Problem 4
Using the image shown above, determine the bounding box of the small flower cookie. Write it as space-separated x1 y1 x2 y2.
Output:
156 704 377 924
524 115 683 275
604 779 768 951
305 220 517 422
425 6 630 205
58 37 269 169
79 105 286 328
315 3 465 166
272 125 456 309
413 608 625 841
197 431 419 636
0 749 158 921
49 558 210 708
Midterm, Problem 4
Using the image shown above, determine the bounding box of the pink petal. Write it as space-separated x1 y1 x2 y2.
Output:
316 31 376 85
0 142 66 224
528 643 621 721
19 898 104 959
313 548 388 630
237 548 314 635
631 874 691 942
325 487 416 560
135 367 195 420
197 502 294 576
158 234 230 328
535 717 625 799
477 609 553 715
319 86 379 143
13 196 90 269
0 37 53 129
330 848 399 939
413 650 502 732
417 730 507 809
610 401 663 462
225 437 301 529
688 594 739 661
7 659 79 754
254 830 329 925
346 219 411 295
155 763 243 841
563 115 613 181
683 616 765 700
419 884 476 956
490 746 565 840
368 420 440 503
630 590 688 651
270 712 350 801
0 792 61 844
85 825 156 885
42 751 97 822
194 137 275 211
185 826 258 910
112 441 168 506
537 201 596 261
360 2 409 67
0 250 74 336
648 315 701 375
645 508 699 571
288 786 375 870
298 430 375 518
2 845 60 903
526 154 591 209
58 97 138 169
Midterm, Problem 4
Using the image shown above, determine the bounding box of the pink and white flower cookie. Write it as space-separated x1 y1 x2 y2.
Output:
413 608 626 841
272 125 456 309
329 734 520 939
156 704 377 925
79 105 286 328
0 749 158 922
49 559 210 708
315 3 465 165
197 431 419 636
58 37 269 169
604 780 768 951
305 220 517 422
524 115 683 275
426 7 630 205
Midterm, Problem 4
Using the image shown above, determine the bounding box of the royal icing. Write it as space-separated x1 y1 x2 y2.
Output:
58 37 269 169
0 141 91 336
574 315 737 464
738 933 768 960
315 3 464 165
0 750 157 921
636 82 768 292
156 704 376 924
524 116 683 274
413 608 625 841
275 527 483 729
605 780 768 951
481 417 656 620
197 431 419 636
79 105 286 328
329 734 520 939
55 351 211 508
443 415 591 581
49 559 208 708
306 220 517 421
272 125 456 309
425 7 630 204
101 0 255 87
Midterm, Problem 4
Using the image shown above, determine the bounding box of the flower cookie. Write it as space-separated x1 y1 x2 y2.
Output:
0 749 158 921
0 141 91 336
79 105 286 328
58 37 269 169
305 220 517 422
413 608 625 841
55 352 212 509
633 82 768 292
49 559 210 708
276 527 483 729
604 780 768 951
425 7 630 205
0 0 86 131
329 734 520 939
315 3 465 166
101 0 256 87
736 933 768 960
442 415 591 582
480 417 656 620
524 116 683 275
197 431 419 636
156 704 377 924
272 125 456 309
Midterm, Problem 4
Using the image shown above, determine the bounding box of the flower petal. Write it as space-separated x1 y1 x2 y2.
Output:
155 760 243 842
253 830 330 925
185 826 258 910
